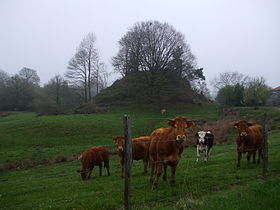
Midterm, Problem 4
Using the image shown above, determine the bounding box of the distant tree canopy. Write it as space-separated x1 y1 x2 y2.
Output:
211 71 249 91
216 84 244 106
215 74 271 106
243 77 271 106
0 68 40 110
111 21 205 104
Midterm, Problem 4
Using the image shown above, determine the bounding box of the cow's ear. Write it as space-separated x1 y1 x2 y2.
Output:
113 137 117 142
187 121 194 128
247 122 253 127
168 119 175 127
195 133 198 137
77 170 82 173
233 122 239 128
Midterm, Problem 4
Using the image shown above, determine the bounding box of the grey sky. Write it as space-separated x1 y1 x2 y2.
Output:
1 0 279 90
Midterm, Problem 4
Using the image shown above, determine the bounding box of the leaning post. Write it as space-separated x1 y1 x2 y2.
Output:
123 115 132 210
263 112 269 178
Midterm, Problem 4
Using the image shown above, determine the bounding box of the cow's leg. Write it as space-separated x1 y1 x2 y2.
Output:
204 146 209 162
163 164 167 181
120 158 124 178
143 159 148 174
152 161 163 190
252 151 256 164
258 148 262 164
196 146 200 163
204 147 208 162
104 160 110 176
247 152 252 167
88 167 93 179
237 151 242 168
99 164 102 176
170 165 177 187
150 160 155 184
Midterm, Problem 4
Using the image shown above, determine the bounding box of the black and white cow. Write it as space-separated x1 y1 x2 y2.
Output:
195 131 214 163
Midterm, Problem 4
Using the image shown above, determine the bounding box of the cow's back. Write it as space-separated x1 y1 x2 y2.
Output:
249 125 263 148
92 146 109 163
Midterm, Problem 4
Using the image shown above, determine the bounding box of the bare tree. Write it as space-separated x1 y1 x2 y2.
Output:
44 75 68 105
65 33 98 102
113 21 196 76
92 61 109 95
211 71 249 91
112 21 200 98
19 67 40 85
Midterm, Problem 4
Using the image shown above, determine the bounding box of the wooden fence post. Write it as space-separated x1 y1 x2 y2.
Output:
263 113 269 178
123 115 132 210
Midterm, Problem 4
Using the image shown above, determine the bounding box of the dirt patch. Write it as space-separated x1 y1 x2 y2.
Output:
186 118 237 146
0 112 13 117
0 154 79 172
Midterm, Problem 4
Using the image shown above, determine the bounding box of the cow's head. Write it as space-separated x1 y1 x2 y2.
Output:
113 136 125 152
168 116 194 143
234 120 252 137
77 169 90 180
195 131 211 144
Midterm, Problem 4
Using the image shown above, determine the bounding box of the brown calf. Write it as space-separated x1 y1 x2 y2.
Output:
77 146 110 180
234 120 263 167
113 136 151 178
149 116 194 190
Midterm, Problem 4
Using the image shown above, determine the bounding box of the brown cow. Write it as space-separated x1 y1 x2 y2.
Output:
149 116 194 190
234 120 263 167
77 146 110 180
161 109 167 115
113 136 151 177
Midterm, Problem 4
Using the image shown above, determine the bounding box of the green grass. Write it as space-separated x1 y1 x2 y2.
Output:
0 104 280 209
0 104 220 165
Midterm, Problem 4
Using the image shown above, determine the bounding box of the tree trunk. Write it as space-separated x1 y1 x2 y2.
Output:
88 57 91 101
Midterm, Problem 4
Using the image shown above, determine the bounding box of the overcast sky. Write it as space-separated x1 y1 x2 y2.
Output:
1 0 279 90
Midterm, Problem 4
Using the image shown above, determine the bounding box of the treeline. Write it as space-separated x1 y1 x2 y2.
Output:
1 20 209 114
1 20 271 114
0 68 78 114
0 32 109 115
212 72 271 106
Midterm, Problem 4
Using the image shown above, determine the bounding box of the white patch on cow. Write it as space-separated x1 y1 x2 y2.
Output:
197 131 207 144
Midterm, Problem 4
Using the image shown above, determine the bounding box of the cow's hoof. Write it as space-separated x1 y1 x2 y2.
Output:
152 183 158 190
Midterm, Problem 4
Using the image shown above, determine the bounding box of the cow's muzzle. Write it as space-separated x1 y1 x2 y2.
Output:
117 146 124 152
176 135 186 143
240 132 247 137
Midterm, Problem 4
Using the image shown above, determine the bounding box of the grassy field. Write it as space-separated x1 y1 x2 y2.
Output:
0 104 280 209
